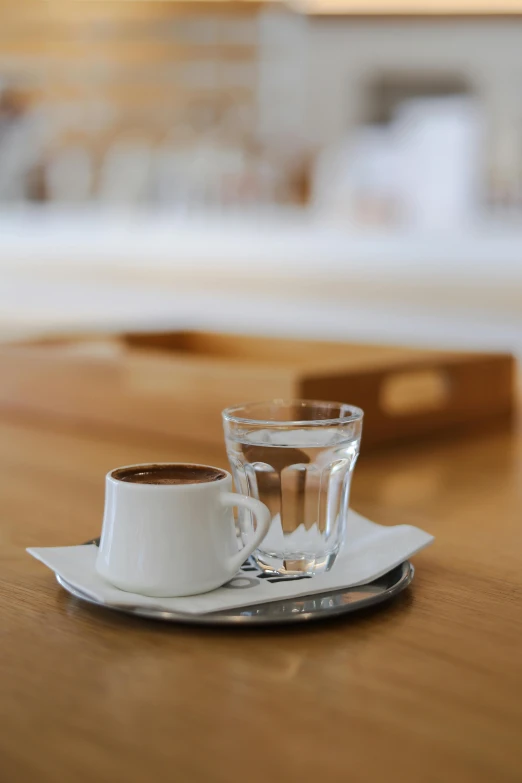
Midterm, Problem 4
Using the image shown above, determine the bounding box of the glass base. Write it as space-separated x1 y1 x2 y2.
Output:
254 549 339 577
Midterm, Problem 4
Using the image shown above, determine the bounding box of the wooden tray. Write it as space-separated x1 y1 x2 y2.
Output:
0 331 515 448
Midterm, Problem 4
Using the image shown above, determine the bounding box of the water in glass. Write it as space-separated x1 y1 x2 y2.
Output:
225 421 361 575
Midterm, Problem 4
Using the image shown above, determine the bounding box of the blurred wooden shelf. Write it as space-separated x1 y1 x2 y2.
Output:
0 42 257 61
0 1 270 23
23 86 254 109
0 1 261 154
3 0 521 23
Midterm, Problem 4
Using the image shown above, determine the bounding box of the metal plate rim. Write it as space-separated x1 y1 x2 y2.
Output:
56 561 414 626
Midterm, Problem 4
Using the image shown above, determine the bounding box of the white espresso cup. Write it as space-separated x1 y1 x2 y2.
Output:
95 463 271 597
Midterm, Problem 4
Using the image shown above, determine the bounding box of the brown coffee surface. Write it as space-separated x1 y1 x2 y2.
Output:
113 464 226 485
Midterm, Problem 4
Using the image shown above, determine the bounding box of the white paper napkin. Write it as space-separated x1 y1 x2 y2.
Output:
27 510 433 615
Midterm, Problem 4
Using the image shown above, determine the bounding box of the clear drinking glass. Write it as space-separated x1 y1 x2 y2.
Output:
222 400 363 576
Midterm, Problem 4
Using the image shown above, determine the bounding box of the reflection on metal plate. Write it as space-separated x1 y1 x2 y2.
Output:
56 538 414 626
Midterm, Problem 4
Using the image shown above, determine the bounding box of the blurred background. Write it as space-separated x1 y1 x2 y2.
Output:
1 0 521 354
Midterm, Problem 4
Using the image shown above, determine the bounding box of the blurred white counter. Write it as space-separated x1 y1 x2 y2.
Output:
2 207 521 355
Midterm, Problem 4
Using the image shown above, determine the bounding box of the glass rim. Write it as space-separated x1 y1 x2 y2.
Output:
222 399 364 427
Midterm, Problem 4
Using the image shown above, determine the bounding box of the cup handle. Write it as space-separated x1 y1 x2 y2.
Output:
220 492 271 575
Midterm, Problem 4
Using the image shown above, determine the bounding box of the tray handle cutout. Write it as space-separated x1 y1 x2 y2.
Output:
380 368 451 416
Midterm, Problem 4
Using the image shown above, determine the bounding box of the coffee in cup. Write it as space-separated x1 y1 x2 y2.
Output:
96 462 270 597
112 463 226 485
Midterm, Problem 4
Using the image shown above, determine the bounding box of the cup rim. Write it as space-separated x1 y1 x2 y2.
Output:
222 399 364 427
107 462 230 488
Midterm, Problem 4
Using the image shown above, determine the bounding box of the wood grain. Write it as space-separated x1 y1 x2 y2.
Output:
0 409 521 783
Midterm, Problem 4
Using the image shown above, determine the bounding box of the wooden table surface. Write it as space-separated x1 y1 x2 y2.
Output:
1 413 521 783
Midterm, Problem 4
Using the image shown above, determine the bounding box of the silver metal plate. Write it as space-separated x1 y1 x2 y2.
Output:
56 538 414 625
